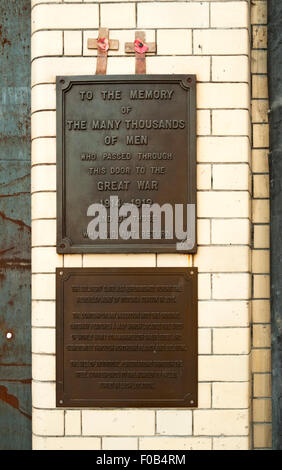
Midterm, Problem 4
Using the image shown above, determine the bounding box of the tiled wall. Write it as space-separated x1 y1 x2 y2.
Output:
250 0 271 450
31 0 269 450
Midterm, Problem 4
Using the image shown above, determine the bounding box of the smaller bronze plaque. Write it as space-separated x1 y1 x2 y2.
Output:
56 268 198 408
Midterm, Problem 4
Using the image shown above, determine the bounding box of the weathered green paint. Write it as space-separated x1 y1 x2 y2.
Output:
0 0 31 449
269 0 282 451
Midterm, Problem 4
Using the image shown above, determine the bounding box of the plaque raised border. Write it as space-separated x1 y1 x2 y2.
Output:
56 267 198 408
56 75 196 254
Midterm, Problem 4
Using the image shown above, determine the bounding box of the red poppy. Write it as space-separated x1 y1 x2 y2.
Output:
134 38 148 54
97 37 109 52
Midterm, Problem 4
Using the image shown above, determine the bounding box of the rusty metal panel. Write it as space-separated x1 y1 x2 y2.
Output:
0 0 31 449
56 75 196 254
56 267 198 408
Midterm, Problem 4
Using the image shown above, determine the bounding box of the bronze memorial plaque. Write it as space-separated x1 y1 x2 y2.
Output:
56 75 196 254
56 267 198 408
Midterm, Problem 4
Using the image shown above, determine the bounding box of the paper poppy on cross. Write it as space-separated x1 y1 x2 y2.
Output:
87 28 119 75
97 37 109 52
134 38 149 54
125 32 156 74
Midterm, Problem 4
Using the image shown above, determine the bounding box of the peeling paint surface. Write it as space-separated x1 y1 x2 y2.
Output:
0 0 31 450
269 0 282 451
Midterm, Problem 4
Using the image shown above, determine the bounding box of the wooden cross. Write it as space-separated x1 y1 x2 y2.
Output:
87 28 119 75
125 31 156 74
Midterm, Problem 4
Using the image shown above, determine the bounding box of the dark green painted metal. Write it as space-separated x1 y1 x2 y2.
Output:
0 1 31 449
268 0 282 451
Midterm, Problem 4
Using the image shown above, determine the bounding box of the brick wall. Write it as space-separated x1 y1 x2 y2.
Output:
250 0 272 450
31 0 267 450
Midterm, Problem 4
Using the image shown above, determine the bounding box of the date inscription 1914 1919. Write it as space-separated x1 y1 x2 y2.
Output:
56 75 196 254
56 267 198 408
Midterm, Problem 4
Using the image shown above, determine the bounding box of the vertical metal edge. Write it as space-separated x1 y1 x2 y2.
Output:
193 267 198 407
184 267 198 407
56 77 63 253
56 267 64 407
189 76 197 253
180 75 197 254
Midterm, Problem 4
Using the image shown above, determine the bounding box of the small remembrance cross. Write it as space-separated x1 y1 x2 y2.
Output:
87 28 119 75
125 31 156 74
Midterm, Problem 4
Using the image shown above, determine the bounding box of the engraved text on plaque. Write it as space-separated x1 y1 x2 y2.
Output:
56 268 198 408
